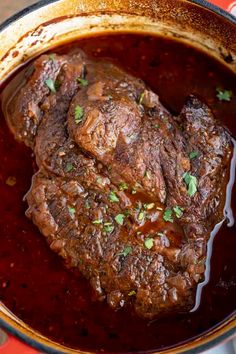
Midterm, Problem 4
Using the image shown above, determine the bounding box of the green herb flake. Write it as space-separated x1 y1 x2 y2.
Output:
144 238 154 250
139 91 145 105
104 222 115 234
124 209 131 217
6 176 16 186
157 232 165 237
109 191 119 203
55 80 61 91
163 209 173 223
77 77 89 87
119 182 128 191
189 151 199 159
65 162 74 172
144 170 151 179
45 78 57 93
183 172 198 197
216 87 233 102
128 290 136 296
138 211 145 221
96 177 103 185
74 105 84 124
115 214 125 226
173 206 184 218
117 246 132 257
49 53 56 62
144 203 155 210
84 200 90 209
92 219 103 225
68 206 76 217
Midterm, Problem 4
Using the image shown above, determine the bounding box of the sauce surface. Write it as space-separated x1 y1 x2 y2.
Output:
0 34 236 353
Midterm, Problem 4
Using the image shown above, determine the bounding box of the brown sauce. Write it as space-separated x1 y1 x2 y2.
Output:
0 34 235 353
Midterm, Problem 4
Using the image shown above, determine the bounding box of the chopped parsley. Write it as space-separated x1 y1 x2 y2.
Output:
157 232 165 237
109 191 119 203
173 206 184 218
55 80 61 91
144 170 151 179
119 182 128 191
124 209 131 217
144 203 155 210
128 290 136 296
49 53 55 62
139 91 145 105
68 206 76 217
77 77 89 87
138 211 145 221
45 78 57 93
6 176 16 186
103 222 114 234
189 151 198 159
183 172 198 197
65 162 74 172
74 105 84 124
115 214 125 225
163 209 173 223
216 87 233 102
84 200 90 209
117 246 132 257
96 177 103 185
144 238 154 250
92 219 103 225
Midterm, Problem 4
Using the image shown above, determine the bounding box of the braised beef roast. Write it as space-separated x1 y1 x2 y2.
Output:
4 50 233 319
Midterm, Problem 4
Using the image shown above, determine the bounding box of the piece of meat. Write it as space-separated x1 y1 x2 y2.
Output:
4 50 86 148
67 61 168 202
26 170 195 318
3 49 233 319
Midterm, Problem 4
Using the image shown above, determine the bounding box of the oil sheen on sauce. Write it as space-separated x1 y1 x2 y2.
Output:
0 34 235 353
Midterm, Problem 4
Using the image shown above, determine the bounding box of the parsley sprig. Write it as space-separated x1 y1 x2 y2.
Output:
183 172 198 197
74 105 84 124
216 87 233 102
45 78 57 93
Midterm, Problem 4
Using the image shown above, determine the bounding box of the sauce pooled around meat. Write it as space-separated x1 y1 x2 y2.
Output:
0 34 236 352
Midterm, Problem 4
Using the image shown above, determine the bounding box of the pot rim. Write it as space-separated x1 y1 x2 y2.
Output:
0 0 235 353
0 0 235 33
0 313 236 354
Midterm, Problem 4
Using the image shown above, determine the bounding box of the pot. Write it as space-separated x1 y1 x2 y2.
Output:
0 0 235 353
